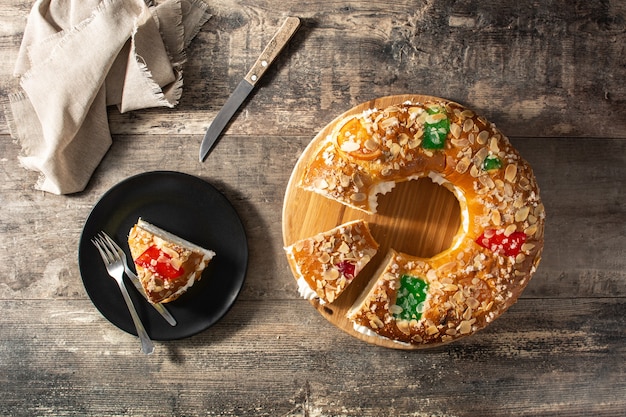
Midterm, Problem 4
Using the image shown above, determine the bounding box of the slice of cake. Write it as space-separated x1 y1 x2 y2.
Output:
347 246 500 346
128 219 215 304
284 219 379 304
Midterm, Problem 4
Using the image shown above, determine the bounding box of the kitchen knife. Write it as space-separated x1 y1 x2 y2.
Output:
199 16 301 162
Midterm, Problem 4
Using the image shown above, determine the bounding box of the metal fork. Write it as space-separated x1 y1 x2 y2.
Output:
100 232 176 326
92 234 155 354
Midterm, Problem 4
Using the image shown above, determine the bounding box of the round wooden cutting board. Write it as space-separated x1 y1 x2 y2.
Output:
282 95 462 349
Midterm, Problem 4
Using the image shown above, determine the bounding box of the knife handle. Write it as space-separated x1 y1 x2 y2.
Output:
244 16 301 86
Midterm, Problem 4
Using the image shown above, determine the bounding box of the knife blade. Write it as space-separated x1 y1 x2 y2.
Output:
199 16 301 162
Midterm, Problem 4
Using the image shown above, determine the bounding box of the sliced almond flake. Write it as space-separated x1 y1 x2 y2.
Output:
318 252 331 264
489 136 500 153
461 109 475 118
477 130 489 145
370 316 384 329
390 305 403 315
504 224 517 236
313 178 329 190
450 123 462 138
466 297 480 310
491 210 501 226
456 157 471 174
515 206 530 222
463 118 474 132
364 138 379 151
525 224 538 236
350 192 367 202
451 138 470 148
426 113 447 124
337 241 350 254
505 163 518 182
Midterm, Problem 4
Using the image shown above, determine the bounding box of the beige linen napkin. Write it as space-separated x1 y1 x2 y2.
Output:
5 0 210 194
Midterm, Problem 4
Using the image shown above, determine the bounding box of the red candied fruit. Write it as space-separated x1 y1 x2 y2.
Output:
135 245 184 279
476 229 526 257
336 260 356 279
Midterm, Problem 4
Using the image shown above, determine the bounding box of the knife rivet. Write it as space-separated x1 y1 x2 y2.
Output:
251 75 258 81
261 60 268 67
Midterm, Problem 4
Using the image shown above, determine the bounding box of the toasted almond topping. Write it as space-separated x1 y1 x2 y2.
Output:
352 173 364 188
426 324 439 336
390 305 403 315
338 241 350 254
461 109 475 118
364 138 379 151
489 136 500 153
370 316 384 329
515 206 530 222
459 320 472 334
324 268 340 281
350 192 367 202
318 252 331 264
491 210 501 226
463 118 474 132
477 130 489 144
450 123 462 138
466 297 480 310
505 163 518 182
525 224 538 236
456 157 471 174
396 319 411 335
339 174 351 188
426 113 447 124
314 178 329 190
504 224 517 237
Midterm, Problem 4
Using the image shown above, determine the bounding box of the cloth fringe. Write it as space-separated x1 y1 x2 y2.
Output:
4 0 211 195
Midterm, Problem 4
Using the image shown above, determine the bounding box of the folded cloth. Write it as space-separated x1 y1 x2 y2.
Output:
4 0 211 194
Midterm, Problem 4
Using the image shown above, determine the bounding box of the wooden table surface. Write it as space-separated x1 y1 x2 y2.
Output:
1 1 625 416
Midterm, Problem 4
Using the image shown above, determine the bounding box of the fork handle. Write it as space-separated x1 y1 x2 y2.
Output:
116 280 155 354
125 267 177 326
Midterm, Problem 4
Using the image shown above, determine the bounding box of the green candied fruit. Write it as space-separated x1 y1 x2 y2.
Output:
393 274 429 321
422 106 449 150
482 155 503 171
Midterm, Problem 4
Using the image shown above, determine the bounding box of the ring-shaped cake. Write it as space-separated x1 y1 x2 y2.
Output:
282 95 545 349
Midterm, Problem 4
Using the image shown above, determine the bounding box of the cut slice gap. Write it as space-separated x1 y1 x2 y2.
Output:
372 177 462 259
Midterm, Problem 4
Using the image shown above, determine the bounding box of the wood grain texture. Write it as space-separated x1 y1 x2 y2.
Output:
1 0 626 415
0 298 624 416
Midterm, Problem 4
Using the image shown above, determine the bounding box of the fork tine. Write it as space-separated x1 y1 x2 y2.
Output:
96 233 118 262
101 232 123 253
92 237 110 264
102 233 127 263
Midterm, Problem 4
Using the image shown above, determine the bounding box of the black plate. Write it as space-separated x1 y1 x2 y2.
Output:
78 171 248 340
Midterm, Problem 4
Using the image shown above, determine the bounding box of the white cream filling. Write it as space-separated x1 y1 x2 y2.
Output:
368 180 396 213
137 219 216 261
296 277 325 304
168 272 199 299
